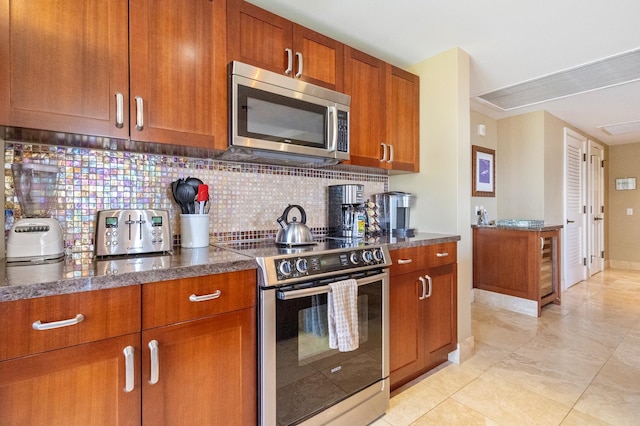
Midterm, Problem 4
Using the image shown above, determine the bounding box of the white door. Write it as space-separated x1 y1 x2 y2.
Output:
588 140 605 275
564 128 587 288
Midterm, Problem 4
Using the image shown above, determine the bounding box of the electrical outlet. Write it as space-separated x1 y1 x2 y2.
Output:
475 206 480 214
627 208 634 215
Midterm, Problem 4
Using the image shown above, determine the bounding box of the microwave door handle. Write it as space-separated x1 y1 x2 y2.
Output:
328 106 338 153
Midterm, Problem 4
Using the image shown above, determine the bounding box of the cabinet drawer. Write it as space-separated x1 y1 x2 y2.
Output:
0 286 141 361
389 246 423 276
390 242 457 276
142 270 257 329
423 242 457 267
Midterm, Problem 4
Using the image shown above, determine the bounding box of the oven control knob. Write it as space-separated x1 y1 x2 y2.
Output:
278 260 292 277
295 258 308 273
373 248 384 262
362 250 373 263
349 252 359 264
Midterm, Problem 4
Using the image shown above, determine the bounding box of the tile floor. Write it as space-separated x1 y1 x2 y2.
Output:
373 268 640 425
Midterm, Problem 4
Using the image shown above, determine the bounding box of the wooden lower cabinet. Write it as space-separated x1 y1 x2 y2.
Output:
0 271 258 426
473 226 561 316
141 307 256 426
0 332 141 426
141 271 257 426
389 244 458 390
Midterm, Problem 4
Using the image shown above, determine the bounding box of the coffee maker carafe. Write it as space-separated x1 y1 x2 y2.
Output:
328 184 366 239
375 191 416 237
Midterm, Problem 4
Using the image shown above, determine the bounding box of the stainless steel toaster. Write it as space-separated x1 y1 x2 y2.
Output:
95 209 172 257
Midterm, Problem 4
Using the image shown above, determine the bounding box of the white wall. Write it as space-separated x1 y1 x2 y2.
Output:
392 47 472 352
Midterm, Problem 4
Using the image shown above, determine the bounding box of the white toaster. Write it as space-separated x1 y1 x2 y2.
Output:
95 209 172 257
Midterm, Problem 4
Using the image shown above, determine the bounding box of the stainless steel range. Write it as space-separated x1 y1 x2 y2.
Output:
218 239 391 426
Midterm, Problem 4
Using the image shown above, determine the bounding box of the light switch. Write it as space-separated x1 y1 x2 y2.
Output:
627 208 633 215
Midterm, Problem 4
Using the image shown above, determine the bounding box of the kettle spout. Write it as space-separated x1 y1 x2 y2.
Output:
277 216 286 228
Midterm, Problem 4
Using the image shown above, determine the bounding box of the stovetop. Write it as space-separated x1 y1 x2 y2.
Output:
214 237 372 259
215 237 391 287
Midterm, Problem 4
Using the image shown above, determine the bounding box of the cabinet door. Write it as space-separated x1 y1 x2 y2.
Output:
292 25 344 90
0 0 129 138
0 333 141 426
389 271 422 389
386 65 420 172
227 0 292 75
142 308 257 426
424 264 457 364
129 0 227 148
344 47 386 168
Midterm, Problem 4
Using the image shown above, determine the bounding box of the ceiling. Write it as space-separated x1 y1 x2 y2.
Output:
247 0 640 146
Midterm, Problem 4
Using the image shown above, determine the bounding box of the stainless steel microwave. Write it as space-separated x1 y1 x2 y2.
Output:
229 61 350 166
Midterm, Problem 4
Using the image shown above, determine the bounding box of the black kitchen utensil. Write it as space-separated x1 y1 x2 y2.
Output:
174 181 197 214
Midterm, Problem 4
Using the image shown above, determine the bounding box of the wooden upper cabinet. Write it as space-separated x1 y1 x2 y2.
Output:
129 0 227 149
343 47 386 168
345 47 419 172
386 65 420 172
227 0 344 91
0 0 130 138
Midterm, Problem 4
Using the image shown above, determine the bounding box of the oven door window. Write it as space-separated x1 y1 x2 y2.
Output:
237 85 327 148
275 281 383 425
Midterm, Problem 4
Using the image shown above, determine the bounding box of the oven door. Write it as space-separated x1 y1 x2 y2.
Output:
260 271 389 426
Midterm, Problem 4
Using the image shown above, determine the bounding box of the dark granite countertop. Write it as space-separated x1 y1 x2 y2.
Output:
471 224 563 232
0 232 460 302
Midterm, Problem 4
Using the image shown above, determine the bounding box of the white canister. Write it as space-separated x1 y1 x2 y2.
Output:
180 214 210 248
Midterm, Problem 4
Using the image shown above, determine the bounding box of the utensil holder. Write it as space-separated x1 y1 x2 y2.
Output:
180 214 209 248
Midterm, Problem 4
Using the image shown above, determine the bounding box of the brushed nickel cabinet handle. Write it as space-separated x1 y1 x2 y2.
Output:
418 276 427 300
115 93 124 128
285 48 293 75
397 258 413 264
424 275 433 298
32 313 84 331
436 252 449 257
295 52 303 78
135 96 144 131
123 346 135 393
189 290 222 302
148 340 159 385
381 143 388 162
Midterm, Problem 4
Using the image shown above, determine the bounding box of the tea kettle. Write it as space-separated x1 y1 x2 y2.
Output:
275 205 314 246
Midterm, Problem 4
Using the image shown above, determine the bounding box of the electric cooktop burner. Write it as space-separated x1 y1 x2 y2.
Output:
215 237 369 258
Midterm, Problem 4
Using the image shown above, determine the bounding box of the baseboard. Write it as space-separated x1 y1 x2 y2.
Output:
473 288 538 317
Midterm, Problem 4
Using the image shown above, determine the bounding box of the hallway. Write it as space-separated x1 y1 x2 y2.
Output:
374 268 640 425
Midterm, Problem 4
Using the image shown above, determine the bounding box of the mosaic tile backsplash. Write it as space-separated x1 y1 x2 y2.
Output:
4 142 387 255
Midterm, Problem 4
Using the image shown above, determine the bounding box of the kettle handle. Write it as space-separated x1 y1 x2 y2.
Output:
278 204 307 226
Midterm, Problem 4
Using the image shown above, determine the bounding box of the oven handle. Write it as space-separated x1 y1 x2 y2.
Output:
276 272 387 300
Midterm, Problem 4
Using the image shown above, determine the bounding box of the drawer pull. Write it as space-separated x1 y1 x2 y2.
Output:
189 290 221 302
148 340 159 385
397 258 413 264
32 313 85 331
436 252 449 257
123 346 135 393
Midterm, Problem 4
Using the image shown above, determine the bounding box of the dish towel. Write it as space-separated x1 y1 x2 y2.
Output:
328 279 359 352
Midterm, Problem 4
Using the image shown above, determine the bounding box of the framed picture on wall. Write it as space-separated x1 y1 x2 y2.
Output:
472 145 495 197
